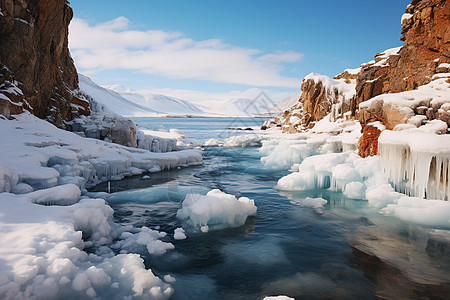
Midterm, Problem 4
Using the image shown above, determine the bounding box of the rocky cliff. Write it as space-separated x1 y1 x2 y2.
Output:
279 0 450 156
0 0 89 127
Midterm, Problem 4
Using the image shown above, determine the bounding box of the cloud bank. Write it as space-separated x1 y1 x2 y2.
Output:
69 17 302 88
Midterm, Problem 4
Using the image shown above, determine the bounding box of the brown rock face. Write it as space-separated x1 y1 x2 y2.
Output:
353 0 450 114
279 76 354 133
0 0 89 127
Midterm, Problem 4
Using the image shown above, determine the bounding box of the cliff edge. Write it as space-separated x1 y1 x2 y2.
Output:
0 0 89 127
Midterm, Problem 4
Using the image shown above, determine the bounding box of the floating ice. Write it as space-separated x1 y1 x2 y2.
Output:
176 189 257 232
263 296 295 300
173 228 187 240
290 197 328 214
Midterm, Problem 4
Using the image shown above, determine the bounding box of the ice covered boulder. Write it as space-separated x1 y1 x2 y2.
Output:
23 184 81 205
176 189 257 232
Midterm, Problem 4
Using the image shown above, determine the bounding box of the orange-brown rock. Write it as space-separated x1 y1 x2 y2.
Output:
0 0 89 127
358 125 382 158
352 0 450 115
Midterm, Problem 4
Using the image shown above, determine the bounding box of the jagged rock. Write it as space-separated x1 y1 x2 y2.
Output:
353 0 450 113
0 0 89 127
358 124 382 158
278 0 449 158
278 74 356 133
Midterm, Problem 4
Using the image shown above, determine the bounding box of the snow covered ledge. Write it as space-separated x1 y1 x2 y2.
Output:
0 113 202 193
378 127 450 201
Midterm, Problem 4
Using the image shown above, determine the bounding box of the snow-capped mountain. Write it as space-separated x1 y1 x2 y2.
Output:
79 74 290 118
79 74 160 117
273 92 301 113
106 85 205 116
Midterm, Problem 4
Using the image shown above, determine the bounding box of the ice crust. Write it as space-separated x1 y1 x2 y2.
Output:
0 112 204 298
0 193 174 299
0 113 202 193
176 189 257 232
274 150 450 227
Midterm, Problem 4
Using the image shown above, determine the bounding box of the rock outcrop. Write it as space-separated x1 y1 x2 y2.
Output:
278 74 356 133
279 0 450 157
0 0 89 127
353 0 450 116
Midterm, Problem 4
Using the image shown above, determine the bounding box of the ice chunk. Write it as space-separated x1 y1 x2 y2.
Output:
23 184 81 205
383 196 450 227
223 134 265 147
290 197 327 214
264 296 295 300
112 226 174 256
173 228 186 240
176 189 257 232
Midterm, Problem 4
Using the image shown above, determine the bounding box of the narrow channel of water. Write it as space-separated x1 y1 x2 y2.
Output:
91 118 450 300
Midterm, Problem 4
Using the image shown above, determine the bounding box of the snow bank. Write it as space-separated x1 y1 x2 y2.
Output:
0 192 174 299
223 134 265 147
0 113 202 193
260 119 361 170
140 128 201 149
203 134 266 148
359 78 450 112
176 189 257 232
137 130 178 152
275 149 450 228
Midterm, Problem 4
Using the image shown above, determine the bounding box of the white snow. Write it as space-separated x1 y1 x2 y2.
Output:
106 84 205 116
360 78 450 111
343 67 361 75
264 296 295 300
79 74 160 117
401 13 413 23
273 92 302 113
0 113 202 193
176 189 257 232
372 47 402 67
0 193 174 299
438 63 450 69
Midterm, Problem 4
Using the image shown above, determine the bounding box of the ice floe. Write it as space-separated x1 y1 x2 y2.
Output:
176 189 257 232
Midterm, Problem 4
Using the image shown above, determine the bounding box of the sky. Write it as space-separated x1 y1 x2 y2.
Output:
69 0 411 103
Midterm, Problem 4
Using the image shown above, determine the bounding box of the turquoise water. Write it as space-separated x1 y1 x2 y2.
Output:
94 118 450 299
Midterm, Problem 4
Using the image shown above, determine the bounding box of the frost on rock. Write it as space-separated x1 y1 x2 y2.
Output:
176 189 257 232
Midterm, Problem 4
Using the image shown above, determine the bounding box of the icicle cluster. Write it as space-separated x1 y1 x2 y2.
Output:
378 139 450 201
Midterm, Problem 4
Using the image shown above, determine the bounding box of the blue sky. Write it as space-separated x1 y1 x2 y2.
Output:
69 0 411 102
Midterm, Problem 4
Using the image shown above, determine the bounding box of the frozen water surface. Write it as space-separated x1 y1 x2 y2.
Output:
86 117 450 300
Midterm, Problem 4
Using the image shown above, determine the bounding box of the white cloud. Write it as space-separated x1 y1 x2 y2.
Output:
69 17 303 88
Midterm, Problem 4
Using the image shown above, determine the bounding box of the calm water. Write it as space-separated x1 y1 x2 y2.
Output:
94 118 450 300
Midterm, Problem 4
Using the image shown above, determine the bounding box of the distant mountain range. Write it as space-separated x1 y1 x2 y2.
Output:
79 74 294 118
